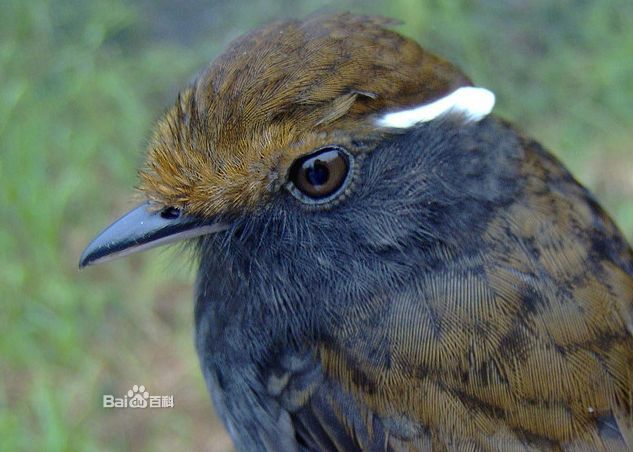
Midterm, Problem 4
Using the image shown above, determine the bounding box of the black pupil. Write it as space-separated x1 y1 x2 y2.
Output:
306 161 329 186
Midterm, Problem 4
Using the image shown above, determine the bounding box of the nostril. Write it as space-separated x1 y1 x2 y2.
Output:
160 207 181 220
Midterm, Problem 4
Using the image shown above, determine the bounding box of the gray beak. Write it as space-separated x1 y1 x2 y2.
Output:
79 202 227 268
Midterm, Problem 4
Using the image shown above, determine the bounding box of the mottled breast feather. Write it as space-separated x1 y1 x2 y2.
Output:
200 117 633 450
311 130 633 450
139 12 633 451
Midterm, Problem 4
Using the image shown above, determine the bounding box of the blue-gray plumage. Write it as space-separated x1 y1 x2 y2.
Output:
81 14 633 451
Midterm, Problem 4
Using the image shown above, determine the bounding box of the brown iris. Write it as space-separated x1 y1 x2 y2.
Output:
288 147 350 201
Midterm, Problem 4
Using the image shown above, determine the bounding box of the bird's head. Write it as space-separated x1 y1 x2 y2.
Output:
80 13 498 289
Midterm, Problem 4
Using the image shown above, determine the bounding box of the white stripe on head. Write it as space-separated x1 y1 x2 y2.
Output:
375 87 496 129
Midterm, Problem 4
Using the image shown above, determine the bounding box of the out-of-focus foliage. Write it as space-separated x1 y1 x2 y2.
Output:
1 0 631 450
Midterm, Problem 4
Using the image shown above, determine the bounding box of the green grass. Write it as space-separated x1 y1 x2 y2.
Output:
2 0 632 450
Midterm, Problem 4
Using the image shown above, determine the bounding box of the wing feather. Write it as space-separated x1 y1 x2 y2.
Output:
275 143 633 450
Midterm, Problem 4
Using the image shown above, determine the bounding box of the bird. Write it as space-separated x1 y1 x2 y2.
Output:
80 13 633 451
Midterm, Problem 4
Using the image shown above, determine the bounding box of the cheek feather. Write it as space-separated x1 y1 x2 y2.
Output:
375 87 496 129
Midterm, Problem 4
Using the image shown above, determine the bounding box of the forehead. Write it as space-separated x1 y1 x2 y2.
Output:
194 14 467 133
139 14 470 217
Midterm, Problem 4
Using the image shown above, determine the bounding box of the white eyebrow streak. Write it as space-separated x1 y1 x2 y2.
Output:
375 86 496 129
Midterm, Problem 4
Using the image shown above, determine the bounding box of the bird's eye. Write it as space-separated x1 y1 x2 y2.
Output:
287 146 352 204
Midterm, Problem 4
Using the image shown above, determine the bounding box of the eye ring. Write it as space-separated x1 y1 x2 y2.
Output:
286 145 354 205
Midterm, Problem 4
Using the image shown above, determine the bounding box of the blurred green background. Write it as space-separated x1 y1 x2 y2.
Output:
2 0 632 450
